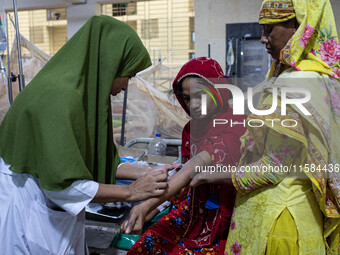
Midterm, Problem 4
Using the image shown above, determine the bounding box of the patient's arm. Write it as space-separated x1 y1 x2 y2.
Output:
121 150 212 234
116 163 178 180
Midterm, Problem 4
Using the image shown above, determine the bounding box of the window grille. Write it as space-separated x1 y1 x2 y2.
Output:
7 8 67 56
102 0 195 65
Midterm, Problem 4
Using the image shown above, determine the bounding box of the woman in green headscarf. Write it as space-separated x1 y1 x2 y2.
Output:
222 0 340 254
0 15 172 254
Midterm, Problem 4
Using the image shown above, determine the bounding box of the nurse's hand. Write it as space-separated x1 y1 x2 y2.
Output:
127 170 168 201
148 163 181 174
121 203 149 235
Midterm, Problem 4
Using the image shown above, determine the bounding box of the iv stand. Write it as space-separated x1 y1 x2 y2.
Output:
5 13 12 105
5 0 25 105
13 0 25 92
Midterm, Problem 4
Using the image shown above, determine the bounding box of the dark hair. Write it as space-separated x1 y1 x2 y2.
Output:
168 83 182 99
170 75 206 97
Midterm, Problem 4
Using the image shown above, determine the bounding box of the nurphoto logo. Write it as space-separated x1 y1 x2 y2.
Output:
200 84 312 128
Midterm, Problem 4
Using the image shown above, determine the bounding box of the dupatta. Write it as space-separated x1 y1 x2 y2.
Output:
0 15 151 191
256 0 340 251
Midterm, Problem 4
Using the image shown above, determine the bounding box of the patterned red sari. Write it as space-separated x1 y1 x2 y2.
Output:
127 57 246 254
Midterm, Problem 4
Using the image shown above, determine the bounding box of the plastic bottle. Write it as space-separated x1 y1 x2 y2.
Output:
148 133 167 156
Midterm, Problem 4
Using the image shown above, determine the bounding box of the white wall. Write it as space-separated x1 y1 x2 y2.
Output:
65 0 101 38
3 0 64 10
332 0 340 31
195 0 340 72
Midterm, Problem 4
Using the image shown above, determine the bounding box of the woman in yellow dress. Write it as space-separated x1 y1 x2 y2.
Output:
222 0 340 254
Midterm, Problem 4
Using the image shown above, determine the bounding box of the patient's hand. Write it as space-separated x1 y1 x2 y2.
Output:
121 203 149 235
189 171 232 187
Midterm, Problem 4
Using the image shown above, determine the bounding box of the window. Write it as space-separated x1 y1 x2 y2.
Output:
189 52 195 59
126 20 137 32
102 1 195 64
127 2 137 15
46 8 66 21
189 17 194 49
29 26 44 44
189 0 194 12
7 8 67 55
113 3 128 16
48 26 67 55
113 2 137 16
141 19 159 39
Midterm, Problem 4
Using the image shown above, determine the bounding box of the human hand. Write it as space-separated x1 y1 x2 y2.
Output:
189 171 232 187
189 172 209 187
145 208 160 222
150 163 181 174
121 203 148 235
127 170 168 201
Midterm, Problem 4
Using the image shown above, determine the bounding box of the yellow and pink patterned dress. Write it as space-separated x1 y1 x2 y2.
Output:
226 0 340 254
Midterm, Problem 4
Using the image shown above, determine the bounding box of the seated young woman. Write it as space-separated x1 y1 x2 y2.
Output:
122 57 247 254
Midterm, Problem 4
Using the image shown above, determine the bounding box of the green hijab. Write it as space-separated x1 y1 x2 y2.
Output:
0 15 151 191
